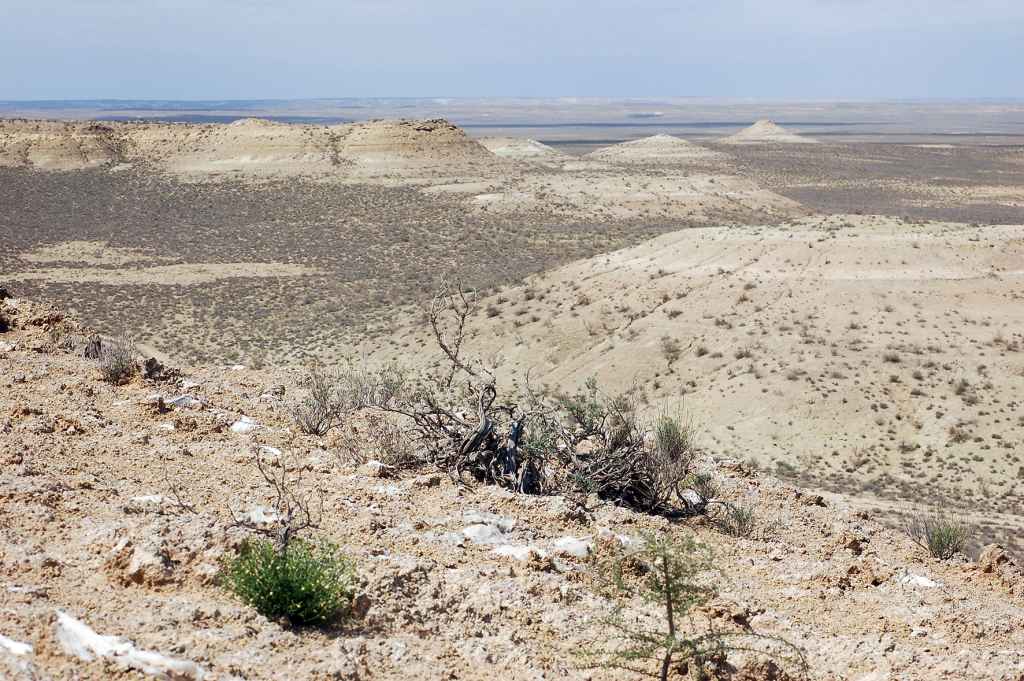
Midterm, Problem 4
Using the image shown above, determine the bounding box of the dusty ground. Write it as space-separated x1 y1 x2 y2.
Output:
1 298 1023 681
717 142 1024 225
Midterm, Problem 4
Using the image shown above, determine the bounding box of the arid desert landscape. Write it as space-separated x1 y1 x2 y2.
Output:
2 99 1024 680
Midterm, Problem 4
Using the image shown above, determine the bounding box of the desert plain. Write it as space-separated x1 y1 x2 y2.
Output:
1 99 1023 680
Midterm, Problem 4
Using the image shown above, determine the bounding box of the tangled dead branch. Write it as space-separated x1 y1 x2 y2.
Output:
341 279 710 516
231 449 325 552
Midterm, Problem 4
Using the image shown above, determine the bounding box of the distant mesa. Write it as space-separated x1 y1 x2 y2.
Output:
586 134 725 163
0 117 492 178
477 137 566 160
0 120 121 170
720 119 818 145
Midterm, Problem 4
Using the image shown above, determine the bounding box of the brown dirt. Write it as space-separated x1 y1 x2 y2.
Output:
1 298 1023 680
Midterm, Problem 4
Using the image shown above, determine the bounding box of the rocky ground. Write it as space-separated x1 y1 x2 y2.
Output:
2 296 1023 680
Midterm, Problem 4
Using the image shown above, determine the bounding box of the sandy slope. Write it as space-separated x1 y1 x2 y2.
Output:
586 134 726 164
374 215 1024 554
477 137 567 161
722 120 818 145
1 297 1023 680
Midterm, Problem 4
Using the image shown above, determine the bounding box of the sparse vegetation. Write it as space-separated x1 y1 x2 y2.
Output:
585 532 805 681
97 333 138 384
904 512 972 560
714 502 759 538
222 538 357 626
289 364 346 436
660 336 682 367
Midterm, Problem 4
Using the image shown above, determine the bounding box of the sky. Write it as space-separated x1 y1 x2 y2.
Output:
2 0 1023 100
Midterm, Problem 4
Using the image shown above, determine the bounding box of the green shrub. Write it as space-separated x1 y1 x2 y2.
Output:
585 532 805 680
222 538 357 626
904 513 972 560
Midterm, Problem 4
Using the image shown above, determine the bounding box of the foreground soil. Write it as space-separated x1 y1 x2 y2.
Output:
1 298 1023 680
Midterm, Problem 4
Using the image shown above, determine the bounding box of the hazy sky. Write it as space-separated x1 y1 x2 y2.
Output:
3 0 1023 100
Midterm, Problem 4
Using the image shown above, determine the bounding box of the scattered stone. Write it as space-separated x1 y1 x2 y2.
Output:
237 506 279 527
54 610 205 680
106 537 175 587
493 545 547 562
552 536 592 559
229 416 258 434
900 573 939 588
463 524 506 545
0 635 32 657
463 511 515 532
359 460 393 478
412 473 442 488
0 632 37 681
837 530 868 555
167 395 202 409
123 495 169 514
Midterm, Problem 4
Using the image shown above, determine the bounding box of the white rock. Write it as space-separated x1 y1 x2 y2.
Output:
239 506 279 526
229 416 258 434
131 494 166 506
0 635 32 657
258 445 282 460
123 495 168 514
463 523 506 545
552 536 592 559
462 511 516 532
159 423 175 431
180 380 201 391
359 460 392 478
229 364 246 371
440 532 467 547
596 527 642 550
54 610 205 680
680 489 705 506
493 545 547 561
167 395 201 409
900 573 939 588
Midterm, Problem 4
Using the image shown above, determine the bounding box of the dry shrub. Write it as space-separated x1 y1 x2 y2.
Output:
904 512 972 560
289 364 345 436
338 280 706 516
97 333 138 384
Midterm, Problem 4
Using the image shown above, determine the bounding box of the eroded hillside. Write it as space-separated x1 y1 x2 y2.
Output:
370 214 1024 555
1 296 1023 680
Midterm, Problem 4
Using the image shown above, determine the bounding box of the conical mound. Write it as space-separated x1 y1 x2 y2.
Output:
721 120 817 145
478 137 566 160
586 134 724 163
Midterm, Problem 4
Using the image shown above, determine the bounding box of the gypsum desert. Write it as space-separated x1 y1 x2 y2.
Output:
1 113 1024 681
